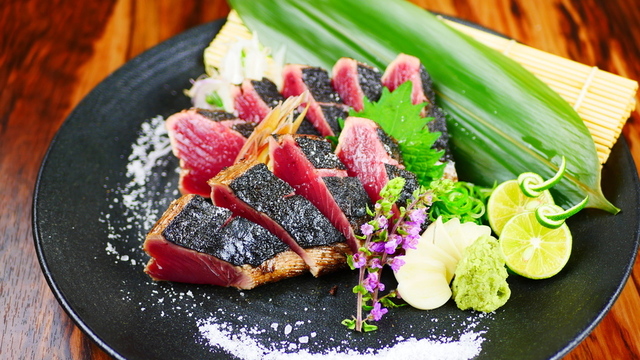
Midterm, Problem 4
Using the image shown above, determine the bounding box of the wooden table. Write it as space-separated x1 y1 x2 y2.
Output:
2 0 638 359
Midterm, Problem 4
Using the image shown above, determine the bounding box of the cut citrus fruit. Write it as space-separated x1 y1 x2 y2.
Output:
487 179 555 236
499 211 572 279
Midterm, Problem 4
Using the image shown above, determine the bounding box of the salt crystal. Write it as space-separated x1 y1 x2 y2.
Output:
284 324 293 335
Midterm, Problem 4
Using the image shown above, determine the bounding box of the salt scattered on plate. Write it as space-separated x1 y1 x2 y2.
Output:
198 315 485 360
97 115 489 359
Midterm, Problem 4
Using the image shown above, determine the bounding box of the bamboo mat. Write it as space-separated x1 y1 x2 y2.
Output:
206 10 638 165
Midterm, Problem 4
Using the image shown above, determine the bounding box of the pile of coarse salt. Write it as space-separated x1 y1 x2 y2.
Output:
197 314 486 360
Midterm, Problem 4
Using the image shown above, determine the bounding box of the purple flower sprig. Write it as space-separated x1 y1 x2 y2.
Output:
342 177 432 332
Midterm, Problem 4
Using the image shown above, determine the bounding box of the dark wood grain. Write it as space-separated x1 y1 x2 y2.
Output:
1 0 637 359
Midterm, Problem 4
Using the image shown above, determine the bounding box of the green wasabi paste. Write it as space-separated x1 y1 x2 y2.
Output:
452 234 510 312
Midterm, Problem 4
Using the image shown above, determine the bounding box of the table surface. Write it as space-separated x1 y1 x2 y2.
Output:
2 0 639 359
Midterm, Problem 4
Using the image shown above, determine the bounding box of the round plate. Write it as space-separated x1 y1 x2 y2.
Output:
33 19 640 360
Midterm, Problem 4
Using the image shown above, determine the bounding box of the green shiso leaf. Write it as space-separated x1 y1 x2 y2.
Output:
352 81 445 185
229 0 618 213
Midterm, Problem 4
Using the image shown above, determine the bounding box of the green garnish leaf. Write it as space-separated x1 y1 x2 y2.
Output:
341 318 356 330
362 321 379 332
352 284 367 295
352 82 445 185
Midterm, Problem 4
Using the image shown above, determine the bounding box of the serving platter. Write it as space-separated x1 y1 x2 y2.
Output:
33 19 640 360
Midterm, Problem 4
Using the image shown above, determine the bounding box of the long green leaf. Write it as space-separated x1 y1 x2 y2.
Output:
229 0 618 213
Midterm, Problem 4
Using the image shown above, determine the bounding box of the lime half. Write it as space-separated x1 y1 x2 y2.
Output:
499 211 572 279
487 179 555 236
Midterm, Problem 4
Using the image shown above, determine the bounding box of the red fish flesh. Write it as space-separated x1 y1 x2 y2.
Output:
331 57 382 112
144 194 308 289
234 77 285 123
381 53 436 108
166 109 248 197
335 117 420 209
282 64 348 136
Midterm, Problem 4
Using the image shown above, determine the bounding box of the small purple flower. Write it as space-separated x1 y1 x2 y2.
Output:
409 207 427 224
370 301 388 321
389 257 406 272
385 234 402 254
404 221 422 237
369 258 383 269
377 216 389 230
402 235 419 250
360 223 374 236
368 241 386 253
423 193 434 205
352 252 367 269
363 272 380 292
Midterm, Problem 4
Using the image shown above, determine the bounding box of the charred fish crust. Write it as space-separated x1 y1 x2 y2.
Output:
195 108 238 121
229 163 294 207
376 127 402 162
319 104 348 135
230 122 257 138
426 105 448 134
251 78 284 107
296 117 322 136
221 162 345 247
294 136 346 170
301 67 342 103
384 164 421 206
161 196 231 248
322 176 372 222
161 196 289 267
419 64 437 106
273 194 347 247
218 217 290 266
357 63 383 102
426 105 453 161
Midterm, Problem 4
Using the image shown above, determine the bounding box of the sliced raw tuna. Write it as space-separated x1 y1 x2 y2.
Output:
282 64 348 136
331 57 382 111
335 117 420 209
382 54 457 180
235 77 285 123
270 134 371 252
166 109 248 197
381 53 436 108
193 108 256 137
209 160 351 277
282 65 342 103
144 194 308 289
166 109 247 196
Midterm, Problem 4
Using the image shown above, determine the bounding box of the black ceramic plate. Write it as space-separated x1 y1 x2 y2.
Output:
34 19 640 360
